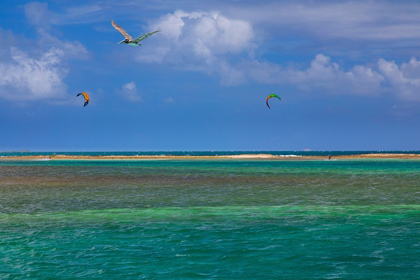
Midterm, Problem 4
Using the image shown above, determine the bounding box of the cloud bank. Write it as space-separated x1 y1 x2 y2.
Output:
5 2 420 103
133 9 420 101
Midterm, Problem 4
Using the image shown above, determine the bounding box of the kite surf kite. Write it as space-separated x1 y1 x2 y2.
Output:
111 20 161 46
77 92 89 107
266 94 281 109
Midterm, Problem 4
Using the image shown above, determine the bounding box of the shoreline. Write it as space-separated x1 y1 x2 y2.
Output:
2 153 420 160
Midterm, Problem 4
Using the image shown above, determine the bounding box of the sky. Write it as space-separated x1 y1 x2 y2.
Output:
1 0 420 151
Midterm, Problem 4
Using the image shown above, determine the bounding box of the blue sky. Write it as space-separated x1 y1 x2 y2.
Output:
1 0 420 151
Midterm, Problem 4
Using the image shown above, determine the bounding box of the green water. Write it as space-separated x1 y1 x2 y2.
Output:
0 160 419 279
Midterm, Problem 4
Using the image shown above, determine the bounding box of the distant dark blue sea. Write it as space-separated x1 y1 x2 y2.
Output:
1 150 420 157
1 157 419 278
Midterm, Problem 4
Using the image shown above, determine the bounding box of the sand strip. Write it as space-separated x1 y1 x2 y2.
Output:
1 153 420 160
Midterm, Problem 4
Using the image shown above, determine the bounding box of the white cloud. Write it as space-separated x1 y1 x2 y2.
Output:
235 54 384 95
378 57 420 101
0 47 68 101
228 2 420 42
236 54 420 101
119 81 140 101
135 10 254 89
286 55 384 95
137 10 254 66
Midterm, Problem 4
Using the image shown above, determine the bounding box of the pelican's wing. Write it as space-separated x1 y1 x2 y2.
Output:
133 28 161 43
111 20 133 41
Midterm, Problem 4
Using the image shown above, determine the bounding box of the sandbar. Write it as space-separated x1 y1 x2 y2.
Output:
1 153 420 160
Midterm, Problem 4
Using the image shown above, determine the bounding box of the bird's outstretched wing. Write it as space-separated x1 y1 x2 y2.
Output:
133 28 161 43
111 20 133 41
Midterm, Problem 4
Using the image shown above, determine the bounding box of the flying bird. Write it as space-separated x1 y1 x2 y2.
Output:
111 20 160 46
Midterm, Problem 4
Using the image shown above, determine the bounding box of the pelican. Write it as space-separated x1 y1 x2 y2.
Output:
111 20 160 46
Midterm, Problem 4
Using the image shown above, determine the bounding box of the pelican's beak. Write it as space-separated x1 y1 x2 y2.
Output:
118 39 126 44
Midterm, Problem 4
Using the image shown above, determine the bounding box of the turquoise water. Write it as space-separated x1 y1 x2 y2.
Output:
1 160 419 279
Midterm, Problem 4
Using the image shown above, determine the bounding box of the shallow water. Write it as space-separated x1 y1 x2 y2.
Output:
1 160 419 279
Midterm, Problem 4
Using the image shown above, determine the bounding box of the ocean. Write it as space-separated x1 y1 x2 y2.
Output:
1 158 419 278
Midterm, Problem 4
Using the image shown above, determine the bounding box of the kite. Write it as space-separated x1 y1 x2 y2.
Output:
77 92 89 107
266 94 281 109
111 20 160 46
